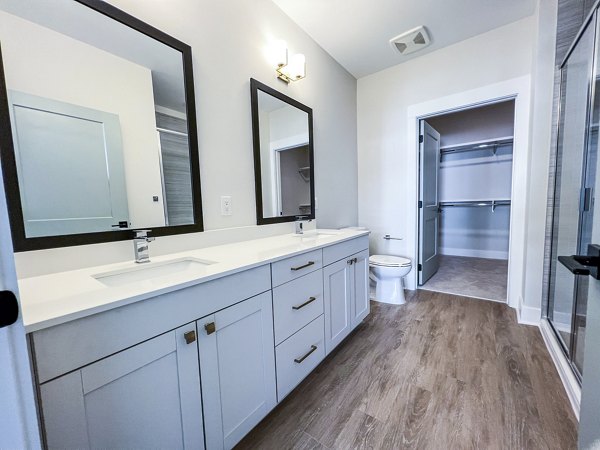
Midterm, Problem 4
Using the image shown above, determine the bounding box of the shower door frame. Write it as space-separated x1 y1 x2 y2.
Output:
546 8 600 384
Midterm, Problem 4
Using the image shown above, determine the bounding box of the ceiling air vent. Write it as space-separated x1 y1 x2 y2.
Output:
389 26 431 56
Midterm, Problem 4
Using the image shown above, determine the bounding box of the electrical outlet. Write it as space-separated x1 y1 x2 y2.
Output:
221 196 232 216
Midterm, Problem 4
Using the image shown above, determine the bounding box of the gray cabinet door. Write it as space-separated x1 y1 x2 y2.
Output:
324 258 353 354
351 249 370 327
39 325 204 450
198 292 277 450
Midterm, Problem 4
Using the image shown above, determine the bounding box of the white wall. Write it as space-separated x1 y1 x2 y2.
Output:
0 10 166 229
357 16 536 297
269 105 309 144
12 0 357 278
522 0 559 319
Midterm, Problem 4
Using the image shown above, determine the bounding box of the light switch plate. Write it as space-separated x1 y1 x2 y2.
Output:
221 196 232 216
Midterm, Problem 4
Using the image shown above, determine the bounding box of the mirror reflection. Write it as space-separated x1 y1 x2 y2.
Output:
0 0 196 238
252 80 314 223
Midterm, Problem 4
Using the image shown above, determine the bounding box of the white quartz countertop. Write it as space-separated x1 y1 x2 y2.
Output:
19 229 369 333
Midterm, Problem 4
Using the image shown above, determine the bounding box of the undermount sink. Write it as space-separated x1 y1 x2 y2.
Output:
93 257 216 287
292 229 342 238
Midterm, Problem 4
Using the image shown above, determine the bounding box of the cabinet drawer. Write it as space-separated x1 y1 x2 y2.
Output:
271 249 322 287
273 270 324 345
275 315 325 401
323 236 369 266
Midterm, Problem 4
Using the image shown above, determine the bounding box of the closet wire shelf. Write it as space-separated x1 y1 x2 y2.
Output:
298 166 310 182
440 137 514 159
438 199 511 212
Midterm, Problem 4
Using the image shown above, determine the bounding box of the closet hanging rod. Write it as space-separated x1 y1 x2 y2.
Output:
439 200 511 212
440 137 513 157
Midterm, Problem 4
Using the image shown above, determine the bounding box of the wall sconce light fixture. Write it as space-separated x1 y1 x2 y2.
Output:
272 40 306 83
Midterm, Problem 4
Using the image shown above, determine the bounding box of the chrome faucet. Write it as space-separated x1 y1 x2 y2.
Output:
133 230 155 263
295 218 311 235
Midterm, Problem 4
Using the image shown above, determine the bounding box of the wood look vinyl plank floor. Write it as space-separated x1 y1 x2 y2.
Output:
236 290 577 450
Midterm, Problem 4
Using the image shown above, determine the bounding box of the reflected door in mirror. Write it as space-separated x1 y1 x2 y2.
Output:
0 0 202 249
10 91 129 237
251 79 314 225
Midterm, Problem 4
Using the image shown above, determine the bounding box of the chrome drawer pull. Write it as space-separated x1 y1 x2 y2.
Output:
290 261 315 271
294 345 317 364
292 296 317 310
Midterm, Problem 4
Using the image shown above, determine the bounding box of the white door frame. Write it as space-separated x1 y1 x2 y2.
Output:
407 75 532 310
0 159 41 447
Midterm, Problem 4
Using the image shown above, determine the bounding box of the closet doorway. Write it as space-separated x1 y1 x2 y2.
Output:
417 100 515 302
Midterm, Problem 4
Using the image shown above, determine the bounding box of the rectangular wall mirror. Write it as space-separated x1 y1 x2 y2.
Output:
250 78 315 225
0 0 202 251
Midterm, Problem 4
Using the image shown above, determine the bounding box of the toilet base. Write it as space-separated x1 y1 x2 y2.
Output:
372 277 406 305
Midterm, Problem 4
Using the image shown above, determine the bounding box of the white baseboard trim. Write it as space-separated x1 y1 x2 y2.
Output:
439 247 508 259
539 319 581 420
515 295 540 325
517 304 541 326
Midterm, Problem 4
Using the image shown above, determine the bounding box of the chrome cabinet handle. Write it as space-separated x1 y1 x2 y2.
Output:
294 345 317 364
292 296 317 310
204 322 216 335
291 261 315 271
184 330 196 344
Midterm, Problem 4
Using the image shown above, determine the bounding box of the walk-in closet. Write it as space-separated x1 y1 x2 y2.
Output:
418 100 515 301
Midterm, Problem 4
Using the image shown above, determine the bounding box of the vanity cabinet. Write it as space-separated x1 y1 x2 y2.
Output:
198 291 276 450
39 324 204 450
324 249 370 354
29 234 370 450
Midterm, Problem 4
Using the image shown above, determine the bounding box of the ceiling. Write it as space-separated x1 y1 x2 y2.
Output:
271 0 537 78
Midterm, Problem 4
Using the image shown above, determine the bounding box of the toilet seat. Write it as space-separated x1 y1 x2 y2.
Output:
369 254 411 268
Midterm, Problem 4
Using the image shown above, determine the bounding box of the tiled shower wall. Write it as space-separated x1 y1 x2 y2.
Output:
542 0 598 315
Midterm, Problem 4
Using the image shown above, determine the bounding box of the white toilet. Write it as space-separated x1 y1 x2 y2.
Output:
369 254 412 305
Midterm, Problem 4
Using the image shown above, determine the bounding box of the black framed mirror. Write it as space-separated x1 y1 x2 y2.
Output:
0 0 203 251
250 78 315 225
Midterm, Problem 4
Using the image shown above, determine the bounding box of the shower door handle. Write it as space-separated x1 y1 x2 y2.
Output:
558 244 600 280
580 187 593 212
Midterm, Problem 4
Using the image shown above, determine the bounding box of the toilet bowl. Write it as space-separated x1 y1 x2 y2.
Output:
369 254 412 305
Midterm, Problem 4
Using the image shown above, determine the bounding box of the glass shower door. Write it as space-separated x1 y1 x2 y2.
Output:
548 13 598 379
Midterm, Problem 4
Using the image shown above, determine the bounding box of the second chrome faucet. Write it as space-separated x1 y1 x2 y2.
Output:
133 230 155 263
